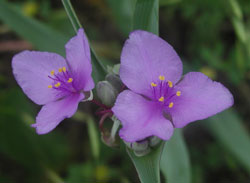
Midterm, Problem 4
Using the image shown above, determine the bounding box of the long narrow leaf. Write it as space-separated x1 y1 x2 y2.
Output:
0 0 67 55
0 0 105 82
61 0 107 82
127 143 165 183
206 109 250 173
61 0 82 32
160 129 191 183
133 0 159 35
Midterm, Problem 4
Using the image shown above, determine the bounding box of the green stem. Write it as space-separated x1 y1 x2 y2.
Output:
61 0 107 82
61 0 81 32
46 169 64 183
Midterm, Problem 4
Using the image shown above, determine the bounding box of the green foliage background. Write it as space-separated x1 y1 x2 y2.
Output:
0 0 250 182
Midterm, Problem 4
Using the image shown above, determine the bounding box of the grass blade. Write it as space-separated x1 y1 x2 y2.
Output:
0 0 67 55
61 0 107 81
160 129 191 183
61 0 82 32
133 0 159 35
127 143 165 183
0 0 106 82
206 109 250 173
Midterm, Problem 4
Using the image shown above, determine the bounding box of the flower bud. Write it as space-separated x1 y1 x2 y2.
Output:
148 136 161 147
96 81 117 106
105 74 123 92
124 140 151 157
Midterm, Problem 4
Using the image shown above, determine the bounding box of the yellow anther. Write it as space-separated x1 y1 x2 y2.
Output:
159 75 165 81
50 70 55 75
62 67 66 72
58 68 63 72
158 96 164 102
48 85 53 88
54 82 61 87
168 81 173 88
168 102 174 108
176 91 181 96
151 82 157 87
67 78 73 83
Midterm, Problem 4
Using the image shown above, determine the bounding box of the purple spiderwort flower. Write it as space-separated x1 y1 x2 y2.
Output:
112 30 234 142
12 28 94 134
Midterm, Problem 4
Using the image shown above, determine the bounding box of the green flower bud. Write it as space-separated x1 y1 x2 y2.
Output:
124 140 151 157
105 74 123 93
134 148 151 157
148 136 161 147
96 81 117 106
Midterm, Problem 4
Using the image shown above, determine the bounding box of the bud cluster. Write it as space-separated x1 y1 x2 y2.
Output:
124 136 162 157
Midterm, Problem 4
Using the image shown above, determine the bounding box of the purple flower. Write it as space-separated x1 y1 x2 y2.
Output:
112 30 234 142
12 28 94 134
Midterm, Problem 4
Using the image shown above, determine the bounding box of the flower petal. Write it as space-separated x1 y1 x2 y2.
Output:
32 93 84 134
112 90 174 142
65 28 94 91
120 30 183 98
170 72 234 128
12 51 67 105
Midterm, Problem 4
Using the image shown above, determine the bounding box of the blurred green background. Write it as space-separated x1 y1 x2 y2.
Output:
0 0 250 182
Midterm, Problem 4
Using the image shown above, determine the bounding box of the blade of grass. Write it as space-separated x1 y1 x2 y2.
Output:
160 129 191 183
106 0 136 36
0 0 67 55
127 143 165 183
61 0 107 82
73 112 100 160
0 0 106 82
206 109 250 173
61 0 82 32
133 0 159 35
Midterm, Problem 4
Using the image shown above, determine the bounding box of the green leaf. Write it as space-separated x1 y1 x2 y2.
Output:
61 0 82 32
0 0 67 55
0 89 68 182
0 0 106 82
127 143 165 183
73 112 100 160
133 0 159 35
106 0 136 36
61 0 107 82
206 109 250 173
87 115 100 160
160 129 191 183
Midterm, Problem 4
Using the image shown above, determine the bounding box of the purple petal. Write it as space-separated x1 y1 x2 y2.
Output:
32 93 84 134
12 51 67 105
112 90 174 142
65 28 94 91
120 30 183 98
170 72 234 128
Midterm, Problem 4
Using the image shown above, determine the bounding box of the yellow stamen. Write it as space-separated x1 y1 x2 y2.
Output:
67 78 73 83
159 75 165 81
176 91 181 96
151 82 157 87
54 82 61 87
168 81 173 88
58 68 63 72
158 96 164 102
62 67 66 72
168 102 174 108
48 85 53 88
50 70 55 75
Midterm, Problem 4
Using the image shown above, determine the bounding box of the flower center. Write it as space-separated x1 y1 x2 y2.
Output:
150 75 181 108
47 67 77 93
